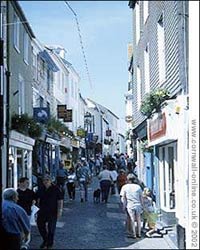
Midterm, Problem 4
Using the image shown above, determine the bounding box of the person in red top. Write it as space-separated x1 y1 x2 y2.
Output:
116 169 127 194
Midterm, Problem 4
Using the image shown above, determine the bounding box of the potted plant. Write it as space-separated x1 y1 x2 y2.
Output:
11 113 42 139
140 88 170 118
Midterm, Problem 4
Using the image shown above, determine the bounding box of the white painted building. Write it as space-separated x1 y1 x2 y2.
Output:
125 43 134 157
86 99 124 157
46 46 69 121
128 1 189 248
47 46 80 136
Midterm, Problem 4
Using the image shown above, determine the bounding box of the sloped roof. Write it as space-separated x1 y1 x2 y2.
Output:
39 51 59 72
87 98 119 119
12 1 35 38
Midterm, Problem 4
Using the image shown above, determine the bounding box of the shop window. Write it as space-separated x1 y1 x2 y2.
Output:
144 43 150 93
23 31 29 64
159 143 176 211
17 149 24 179
157 13 166 85
137 66 142 110
143 1 149 24
13 14 20 52
18 75 25 115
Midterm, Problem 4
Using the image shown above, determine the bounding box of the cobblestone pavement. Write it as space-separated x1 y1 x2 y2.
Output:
29 178 177 249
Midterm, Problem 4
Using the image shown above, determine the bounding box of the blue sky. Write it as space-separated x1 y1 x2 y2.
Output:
20 1 132 124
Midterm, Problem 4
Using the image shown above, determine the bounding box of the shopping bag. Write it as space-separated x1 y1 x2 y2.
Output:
30 204 39 225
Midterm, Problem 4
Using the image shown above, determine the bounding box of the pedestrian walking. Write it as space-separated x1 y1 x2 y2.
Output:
76 160 91 202
120 174 143 239
2 188 30 250
17 177 37 218
109 164 118 195
98 165 113 203
116 169 127 194
95 156 101 176
88 157 95 175
36 175 64 249
56 161 68 199
66 167 76 201
142 188 159 237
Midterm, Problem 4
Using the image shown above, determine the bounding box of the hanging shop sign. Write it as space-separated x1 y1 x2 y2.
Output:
147 100 179 146
57 105 67 119
77 128 86 138
33 107 50 123
106 129 112 137
125 115 133 123
64 109 73 122
86 132 93 143
148 112 166 142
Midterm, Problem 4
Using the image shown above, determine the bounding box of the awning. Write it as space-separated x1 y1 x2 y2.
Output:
46 136 60 145
71 139 80 148
9 130 35 150
39 51 59 72
60 137 71 149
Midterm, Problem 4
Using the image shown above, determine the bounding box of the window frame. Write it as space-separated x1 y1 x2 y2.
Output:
13 14 20 52
23 30 29 64
157 12 166 85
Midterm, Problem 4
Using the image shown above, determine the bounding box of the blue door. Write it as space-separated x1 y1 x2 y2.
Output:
144 152 153 190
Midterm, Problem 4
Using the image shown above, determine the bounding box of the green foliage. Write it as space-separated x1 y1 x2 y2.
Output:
140 88 170 118
46 117 74 137
11 113 42 138
139 140 153 153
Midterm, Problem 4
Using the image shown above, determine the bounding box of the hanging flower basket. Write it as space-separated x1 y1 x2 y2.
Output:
11 113 43 139
46 117 75 138
140 88 170 118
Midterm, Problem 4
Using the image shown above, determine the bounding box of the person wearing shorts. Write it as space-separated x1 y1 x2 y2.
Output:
120 174 143 239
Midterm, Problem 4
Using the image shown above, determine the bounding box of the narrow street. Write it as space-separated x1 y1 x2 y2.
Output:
29 178 177 249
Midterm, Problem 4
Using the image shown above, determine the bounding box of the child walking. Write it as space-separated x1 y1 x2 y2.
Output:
142 188 158 237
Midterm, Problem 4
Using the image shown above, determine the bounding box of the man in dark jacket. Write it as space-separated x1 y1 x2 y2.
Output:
36 175 63 249
17 177 37 217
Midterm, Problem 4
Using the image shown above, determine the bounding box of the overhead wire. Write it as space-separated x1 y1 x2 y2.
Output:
64 1 93 90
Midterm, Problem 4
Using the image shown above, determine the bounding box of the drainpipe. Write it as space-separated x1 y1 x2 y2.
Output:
5 1 10 187
0 0 3 227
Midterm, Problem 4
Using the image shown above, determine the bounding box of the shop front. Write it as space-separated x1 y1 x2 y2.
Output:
71 139 80 163
148 101 178 225
60 136 72 169
148 96 189 249
9 130 35 189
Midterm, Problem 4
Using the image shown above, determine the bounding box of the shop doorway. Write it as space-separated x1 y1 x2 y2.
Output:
159 142 177 211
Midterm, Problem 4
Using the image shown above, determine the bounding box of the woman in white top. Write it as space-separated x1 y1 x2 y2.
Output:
120 173 143 239
98 165 113 203
109 165 118 195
